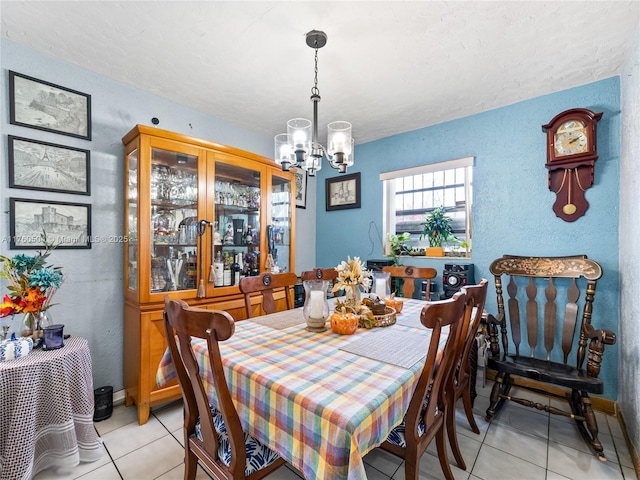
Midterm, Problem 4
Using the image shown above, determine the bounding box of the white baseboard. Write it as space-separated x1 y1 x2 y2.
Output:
113 389 126 406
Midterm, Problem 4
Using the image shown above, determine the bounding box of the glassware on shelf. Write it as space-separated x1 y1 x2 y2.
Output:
151 164 171 201
178 217 198 245
213 221 222 245
183 252 197 289
151 256 167 291
152 209 176 244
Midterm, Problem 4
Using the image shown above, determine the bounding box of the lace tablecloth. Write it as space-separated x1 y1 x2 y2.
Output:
0 337 104 480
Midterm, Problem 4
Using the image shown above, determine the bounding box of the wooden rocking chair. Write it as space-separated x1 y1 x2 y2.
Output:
484 255 616 461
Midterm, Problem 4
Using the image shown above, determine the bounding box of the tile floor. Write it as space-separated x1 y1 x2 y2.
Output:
33 381 636 480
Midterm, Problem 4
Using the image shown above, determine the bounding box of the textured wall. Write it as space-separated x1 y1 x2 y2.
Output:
618 26 640 461
316 78 622 400
293 175 317 274
0 38 316 390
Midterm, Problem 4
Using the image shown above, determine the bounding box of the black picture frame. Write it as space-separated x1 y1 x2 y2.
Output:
9 70 92 140
325 172 361 211
10 198 92 249
8 135 91 195
295 169 307 209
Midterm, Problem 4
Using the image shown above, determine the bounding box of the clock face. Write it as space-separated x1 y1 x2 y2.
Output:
553 120 589 157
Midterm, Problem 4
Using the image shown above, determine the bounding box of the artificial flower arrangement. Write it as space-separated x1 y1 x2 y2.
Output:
331 256 372 295
0 233 64 332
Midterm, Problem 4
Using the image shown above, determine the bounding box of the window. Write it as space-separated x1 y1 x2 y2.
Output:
381 157 473 257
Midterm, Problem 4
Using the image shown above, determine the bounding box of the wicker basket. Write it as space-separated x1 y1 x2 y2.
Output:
359 306 397 328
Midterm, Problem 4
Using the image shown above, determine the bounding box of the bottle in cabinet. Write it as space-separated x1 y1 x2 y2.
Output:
245 225 254 245
232 255 241 285
223 252 232 286
214 251 224 287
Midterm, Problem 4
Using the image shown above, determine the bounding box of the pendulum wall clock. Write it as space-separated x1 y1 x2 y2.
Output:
542 108 603 222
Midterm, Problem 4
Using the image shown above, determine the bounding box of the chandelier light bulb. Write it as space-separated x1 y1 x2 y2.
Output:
293 131 307 148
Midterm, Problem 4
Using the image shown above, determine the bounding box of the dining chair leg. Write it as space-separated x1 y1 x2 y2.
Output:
446 395 467 471
462 385 480 434
404 444 420 480
436 425 456 480
184 443 198 480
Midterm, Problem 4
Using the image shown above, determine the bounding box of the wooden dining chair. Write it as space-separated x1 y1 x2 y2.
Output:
300 268 338 296
382 265 437 299
238 272 298 318
163 299 286 480
445 279 489 471
380 291 471 480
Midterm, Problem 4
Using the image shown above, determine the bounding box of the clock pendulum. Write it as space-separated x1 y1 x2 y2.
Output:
562 169 581 216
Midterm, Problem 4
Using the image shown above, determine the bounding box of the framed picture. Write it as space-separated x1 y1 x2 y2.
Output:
8 136 91 195
9 70 92 140
325 172 361 211
10 198 92 249
295 169 307 209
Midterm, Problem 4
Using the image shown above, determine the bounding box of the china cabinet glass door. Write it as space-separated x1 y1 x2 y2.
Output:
126 149 138 291
270 173 292 273
149 148 199 294
212 160 262 287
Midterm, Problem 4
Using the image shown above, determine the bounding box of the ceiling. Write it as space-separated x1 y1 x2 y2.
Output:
2 1 638 145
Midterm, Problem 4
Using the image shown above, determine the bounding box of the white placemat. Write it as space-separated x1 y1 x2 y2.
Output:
248 309 306 330
395 313 424 328
340 328 430 369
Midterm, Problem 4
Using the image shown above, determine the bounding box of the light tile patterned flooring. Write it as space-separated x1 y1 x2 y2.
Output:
33 381 637 480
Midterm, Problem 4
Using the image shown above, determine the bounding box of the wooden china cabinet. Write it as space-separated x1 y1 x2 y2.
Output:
122 125 295 424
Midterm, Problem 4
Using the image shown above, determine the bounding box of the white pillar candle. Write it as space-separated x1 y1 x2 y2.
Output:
309 290 324 318
375 278 387 298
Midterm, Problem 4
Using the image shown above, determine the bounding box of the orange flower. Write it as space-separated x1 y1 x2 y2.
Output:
20 287 46 313
0 294 18 317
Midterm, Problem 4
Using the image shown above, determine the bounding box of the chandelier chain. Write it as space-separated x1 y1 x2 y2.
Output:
311 47 320 97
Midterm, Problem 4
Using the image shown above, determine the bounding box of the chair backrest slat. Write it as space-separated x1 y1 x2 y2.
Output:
544 278 557 361
525 277 538 357
506 277 521 357
561 278 580 363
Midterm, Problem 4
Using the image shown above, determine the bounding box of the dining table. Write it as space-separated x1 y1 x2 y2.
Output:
156 297 448 480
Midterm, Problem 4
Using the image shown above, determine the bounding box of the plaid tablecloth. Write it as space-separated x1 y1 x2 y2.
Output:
0 337 104 480
157 298 440 480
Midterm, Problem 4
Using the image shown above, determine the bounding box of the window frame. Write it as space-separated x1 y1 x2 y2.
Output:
381 156 474 258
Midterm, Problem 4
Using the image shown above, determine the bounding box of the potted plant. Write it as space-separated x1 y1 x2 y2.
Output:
387 232 411 266
420 206 453 257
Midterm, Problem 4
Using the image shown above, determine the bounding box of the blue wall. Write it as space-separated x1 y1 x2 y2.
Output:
316 78 621 399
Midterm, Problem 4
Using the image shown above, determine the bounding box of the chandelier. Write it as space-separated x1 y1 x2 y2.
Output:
274 30 354 177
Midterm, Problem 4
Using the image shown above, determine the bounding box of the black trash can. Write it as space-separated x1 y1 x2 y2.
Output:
93 386 113 422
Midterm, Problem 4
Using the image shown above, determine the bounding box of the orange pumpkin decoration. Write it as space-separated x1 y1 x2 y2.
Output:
330 309 359 335
384 297 404 314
